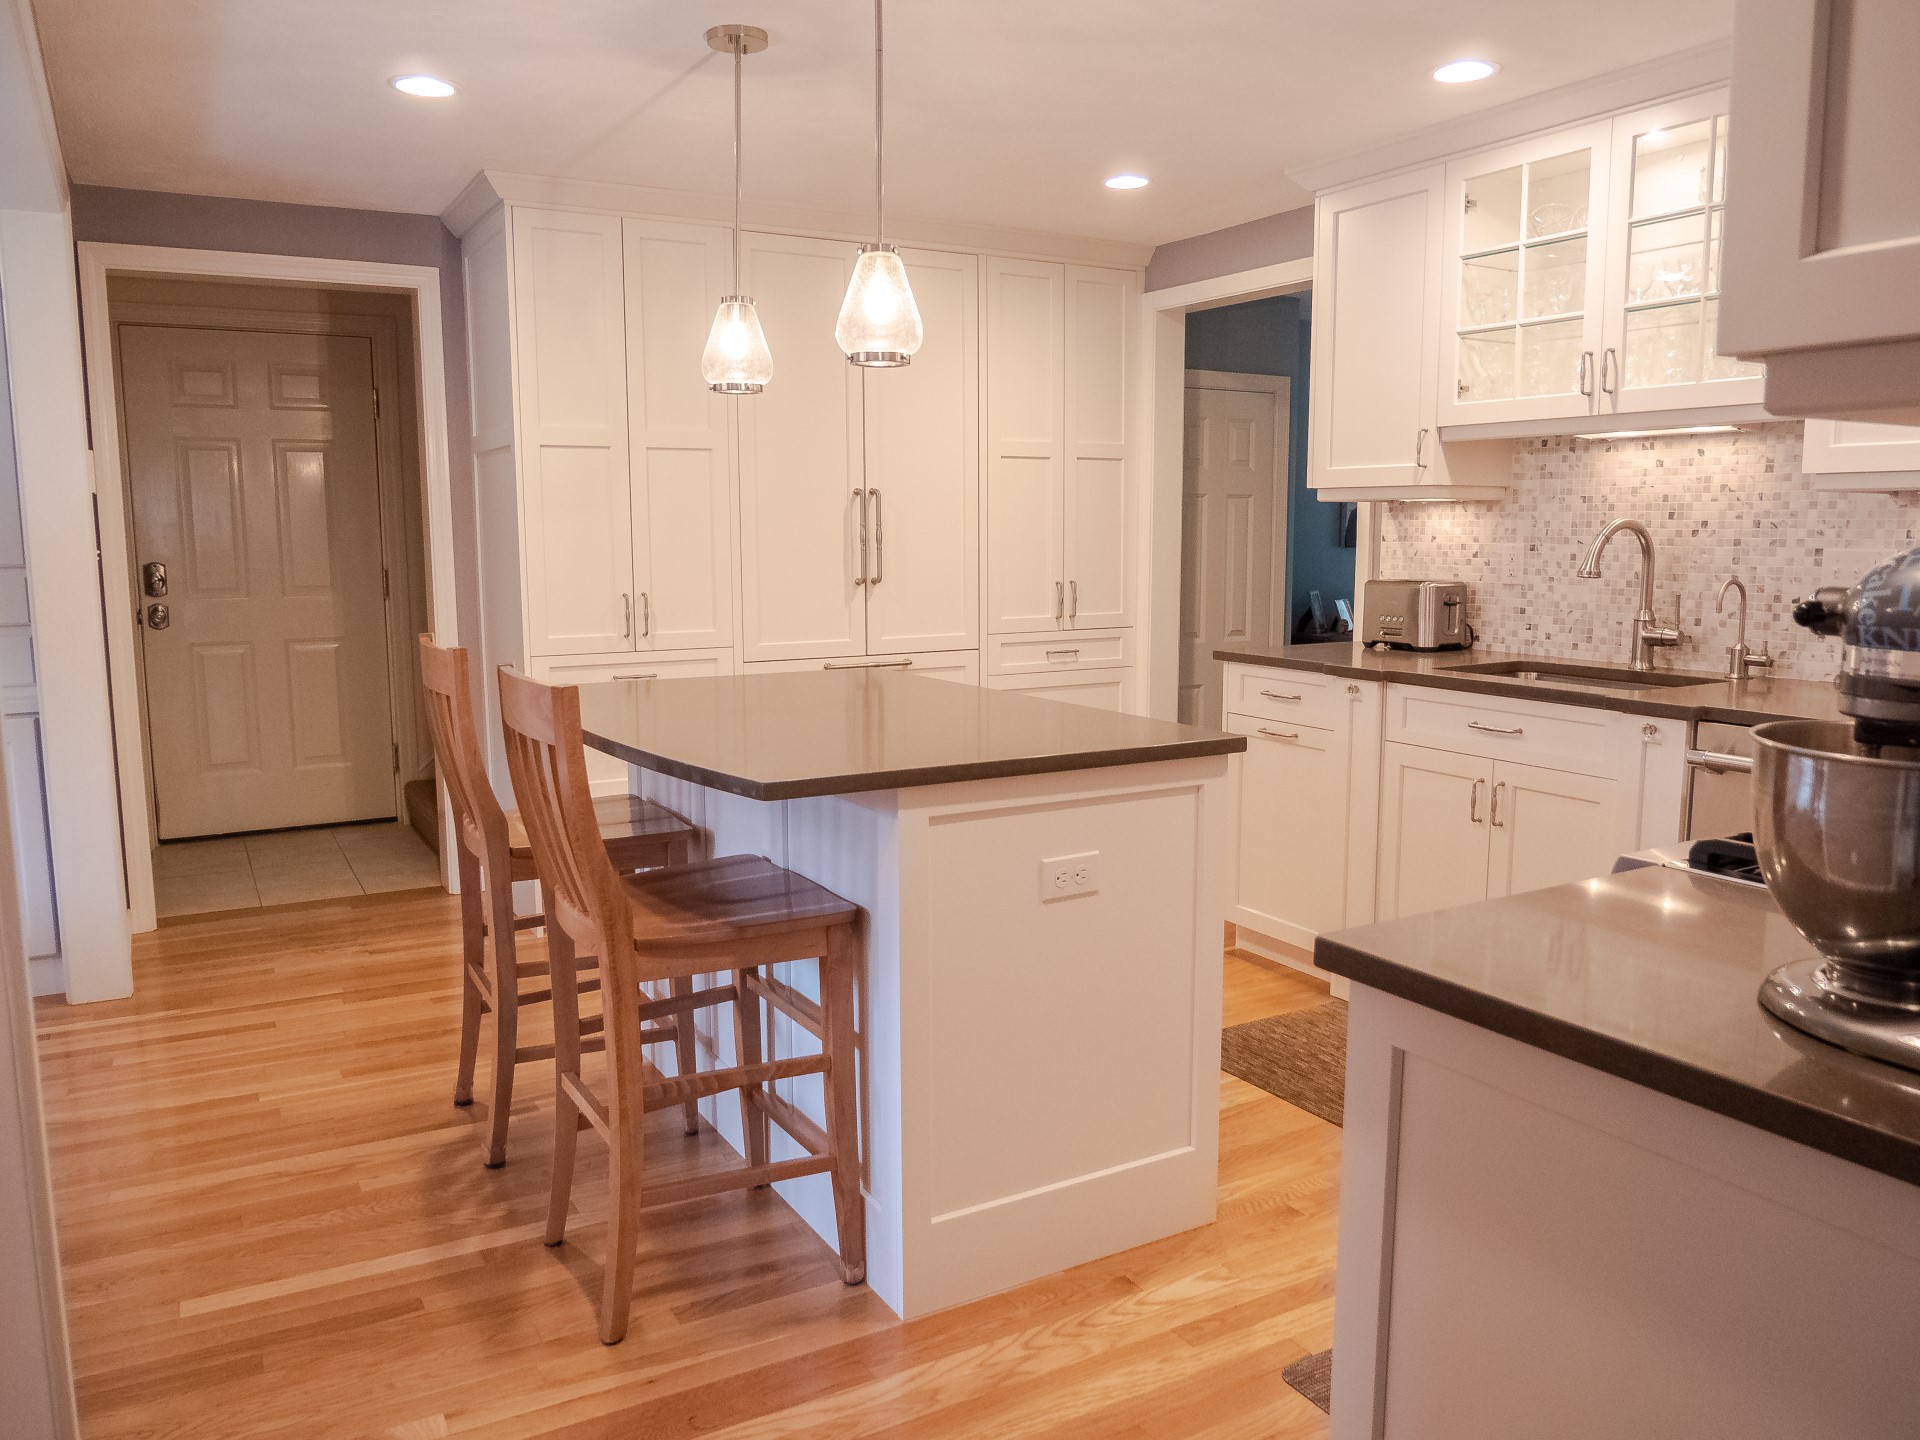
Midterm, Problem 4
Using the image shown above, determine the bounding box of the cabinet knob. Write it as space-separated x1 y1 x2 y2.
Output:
1347 683 1361 696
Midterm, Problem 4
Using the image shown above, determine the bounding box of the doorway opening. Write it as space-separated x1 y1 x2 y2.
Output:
106 277 440 918
1178 293 1355 726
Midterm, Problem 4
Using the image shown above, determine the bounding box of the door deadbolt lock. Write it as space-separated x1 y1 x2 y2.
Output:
142 560 168 598
145 602 171 631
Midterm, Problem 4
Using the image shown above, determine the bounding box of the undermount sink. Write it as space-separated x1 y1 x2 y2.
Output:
1440 660 1725 692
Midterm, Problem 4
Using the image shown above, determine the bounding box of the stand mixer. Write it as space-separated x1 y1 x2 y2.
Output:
1752 548 1920 1072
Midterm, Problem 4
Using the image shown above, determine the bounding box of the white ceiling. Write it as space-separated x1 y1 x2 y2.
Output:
32 0 1734 246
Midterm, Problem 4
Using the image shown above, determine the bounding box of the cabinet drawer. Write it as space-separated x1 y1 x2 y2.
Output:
986 630 1131 675
987 667 1132 711
1385 684 1625 775
1225 664 1362 729
529 650 734 685
743 651 980 684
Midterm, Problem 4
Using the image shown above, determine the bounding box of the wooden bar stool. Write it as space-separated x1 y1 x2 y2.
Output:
497 664 866 1346
419 637 703 1167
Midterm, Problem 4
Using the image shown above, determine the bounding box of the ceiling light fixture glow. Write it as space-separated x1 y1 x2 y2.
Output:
702 25 774 395
1105 174 1150 190
1432 59 1498 84
390 74 457 98
837 0 924 367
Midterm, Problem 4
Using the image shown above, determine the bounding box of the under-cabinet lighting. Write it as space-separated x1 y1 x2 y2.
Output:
390 75 457 98
1105 174 1150 190
1572 425 1741 440
1432 59 1498 84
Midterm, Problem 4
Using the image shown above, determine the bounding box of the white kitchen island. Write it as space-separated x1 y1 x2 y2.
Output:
576 668 1244 1319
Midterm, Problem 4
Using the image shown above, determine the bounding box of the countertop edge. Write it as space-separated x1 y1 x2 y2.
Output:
580 730 1248 801
1314 934 1920 1189
1214 646 1829 725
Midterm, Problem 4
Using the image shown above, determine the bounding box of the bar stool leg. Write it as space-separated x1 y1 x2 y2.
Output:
669 975 701 1136
732 966 770 1177
480 871 520 1168
452 847 486 1108
598 1011 650 1346
822 924 867 1285
545 918 584 1250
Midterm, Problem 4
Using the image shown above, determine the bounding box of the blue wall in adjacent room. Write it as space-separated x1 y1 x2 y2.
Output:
1184 294 1352 638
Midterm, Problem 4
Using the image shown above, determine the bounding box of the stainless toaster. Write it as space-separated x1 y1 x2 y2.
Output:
1361 579 1470 651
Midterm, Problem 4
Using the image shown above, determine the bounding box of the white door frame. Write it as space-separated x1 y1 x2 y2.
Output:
76 243 460 935
1137 259 1317 720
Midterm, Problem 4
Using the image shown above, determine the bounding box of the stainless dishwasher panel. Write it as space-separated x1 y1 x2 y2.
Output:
1686 720 1757 839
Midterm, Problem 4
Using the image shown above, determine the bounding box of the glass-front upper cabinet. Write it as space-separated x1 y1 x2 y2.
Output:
1438 121 1614 426
1597 89 1765 414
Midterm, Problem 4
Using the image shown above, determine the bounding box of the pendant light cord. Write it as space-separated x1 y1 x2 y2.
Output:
874 0 885 244
733 37 743 292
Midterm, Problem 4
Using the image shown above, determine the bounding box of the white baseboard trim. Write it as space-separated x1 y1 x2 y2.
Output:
1230 924 1352 1001
27 955 63 998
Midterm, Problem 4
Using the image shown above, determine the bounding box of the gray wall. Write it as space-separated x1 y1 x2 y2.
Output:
1185 294 1353 634
68 186 478 660
1145 204 1314 292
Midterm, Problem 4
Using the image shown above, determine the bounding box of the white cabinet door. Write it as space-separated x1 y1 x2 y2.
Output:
987 667 1132 711
513 208 635 657
623 218 735 652
738 234 866 662
1438 122 1613 427
864 248 980 656
2 711 57 958
1310 167 1444 492
1064 265 1133 630
985 257 1067 634
1804 419 1920 491
1485 759 1628 901
1598 89 1765 415
1227 713 1351 947
1376 742 1492 920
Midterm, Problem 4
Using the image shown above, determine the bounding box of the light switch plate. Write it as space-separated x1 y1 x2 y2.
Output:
1038 851 1100 902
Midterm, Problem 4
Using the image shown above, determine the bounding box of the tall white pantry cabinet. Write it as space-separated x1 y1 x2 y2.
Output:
460 196 1139 778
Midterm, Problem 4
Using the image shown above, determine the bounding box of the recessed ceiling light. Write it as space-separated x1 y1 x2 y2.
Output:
1432 59 1498 84
391 74 457 98
1105 174 1150 190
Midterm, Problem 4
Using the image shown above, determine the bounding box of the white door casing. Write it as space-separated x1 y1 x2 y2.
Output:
1181 373 1287 727
863 247 980 656
120 325 395 838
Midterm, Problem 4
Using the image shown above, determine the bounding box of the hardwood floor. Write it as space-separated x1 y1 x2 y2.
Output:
34 891 1340 1438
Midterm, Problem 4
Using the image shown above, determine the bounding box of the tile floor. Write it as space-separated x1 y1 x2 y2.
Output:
152 821 443 919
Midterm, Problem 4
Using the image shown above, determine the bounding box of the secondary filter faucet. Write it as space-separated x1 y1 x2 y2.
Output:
1576 517 1684 672
1717 576 1774 682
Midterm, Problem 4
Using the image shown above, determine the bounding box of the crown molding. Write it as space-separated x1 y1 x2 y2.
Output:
1286 40 1734 197
441 169 1152 269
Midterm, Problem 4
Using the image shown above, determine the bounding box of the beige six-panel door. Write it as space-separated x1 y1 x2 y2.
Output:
119 325 395 839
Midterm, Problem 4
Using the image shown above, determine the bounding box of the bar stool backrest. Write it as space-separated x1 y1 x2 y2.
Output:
418 636 508 868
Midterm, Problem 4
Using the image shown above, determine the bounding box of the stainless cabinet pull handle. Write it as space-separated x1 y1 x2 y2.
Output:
1467 721 1525 736
824 657 914 670
854 489 869 586
1055 580 1064 621
868 487 883 585
1414 427 1429 468
622 593 632 638
1685 748 1754 775
1045 648 1080 661
1600 347 1618 396
614 671 659 680
1259 689 1303 702
1256 727 1300 741
1068 579 1078 619
1490 780 1506 828
640 592 651 637
1470 777 1484 824
1578 350 1594 398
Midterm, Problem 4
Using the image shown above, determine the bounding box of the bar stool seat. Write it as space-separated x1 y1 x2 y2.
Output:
618 854 858 946
507 795 693 874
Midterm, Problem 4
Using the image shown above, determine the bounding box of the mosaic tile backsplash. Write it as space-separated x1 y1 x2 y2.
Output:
1376 423 1920 682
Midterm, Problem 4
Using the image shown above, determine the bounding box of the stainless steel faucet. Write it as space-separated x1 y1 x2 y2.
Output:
1575 518 1684 671
1716 576 1774 682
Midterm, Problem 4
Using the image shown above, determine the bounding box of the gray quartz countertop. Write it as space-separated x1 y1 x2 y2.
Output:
576 668 1245 801
1316 866 1920 1187
1215 641 1845 725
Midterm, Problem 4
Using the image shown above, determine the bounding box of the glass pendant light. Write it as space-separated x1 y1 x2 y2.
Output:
835 0 922 367
702 24 774 394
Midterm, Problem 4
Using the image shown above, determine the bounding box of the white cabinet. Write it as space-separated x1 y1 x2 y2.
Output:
1309 168 1509 498
1484 759 1625 900
987 667 1133 711
1376 742 1493 922
985 258 1135 633
740 236 980 664
1720 0 1920 422
511 208 736 659
1223 666 1383 955
528 650 734 790
1804 419 1920 491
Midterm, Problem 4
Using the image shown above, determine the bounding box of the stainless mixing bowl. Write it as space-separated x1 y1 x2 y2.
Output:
1753 719 1920 1011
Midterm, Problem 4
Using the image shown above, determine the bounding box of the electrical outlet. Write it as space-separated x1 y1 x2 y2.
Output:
1038 851 1101 902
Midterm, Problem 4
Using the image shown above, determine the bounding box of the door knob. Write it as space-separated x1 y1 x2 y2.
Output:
145 602 171 630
